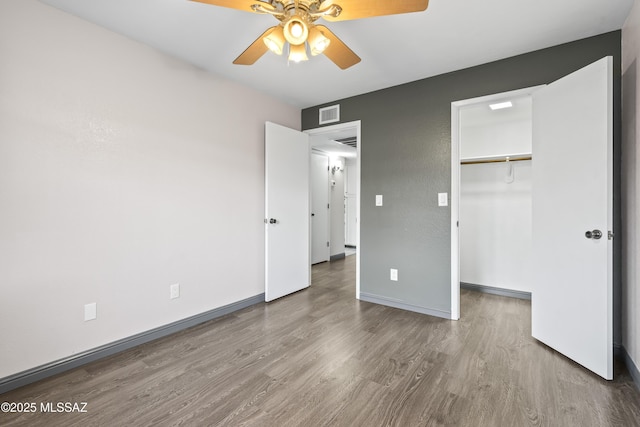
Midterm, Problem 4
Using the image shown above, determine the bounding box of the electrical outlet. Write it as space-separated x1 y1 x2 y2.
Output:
170 283 180 299
84 303 97 321
376 195 383 206
390 269 398 281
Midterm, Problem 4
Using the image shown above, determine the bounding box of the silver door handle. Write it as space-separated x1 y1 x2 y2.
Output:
585 229 602 239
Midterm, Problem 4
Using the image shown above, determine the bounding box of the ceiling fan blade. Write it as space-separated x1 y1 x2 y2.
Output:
320 0 429 21
233 27 276 65
189 0 268 13
316 25 360 70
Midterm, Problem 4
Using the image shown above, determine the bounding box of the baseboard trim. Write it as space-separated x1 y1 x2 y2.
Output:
359 292 451 320
0 293 265 395
614 343 623 360
330 253 346 261
461 282 531 300
620 345 640 391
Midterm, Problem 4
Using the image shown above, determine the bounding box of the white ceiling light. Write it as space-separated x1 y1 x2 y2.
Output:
489 101 513 110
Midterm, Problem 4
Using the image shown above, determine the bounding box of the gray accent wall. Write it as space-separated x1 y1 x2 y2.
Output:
302 32 622 341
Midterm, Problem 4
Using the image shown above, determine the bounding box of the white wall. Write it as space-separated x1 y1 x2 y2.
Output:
460 121 532 159
622 0 640 372
345 158 357 246
459 100 532 292
329 157 345 257
0 0 299 378
460 98 532 159
460 162 532 291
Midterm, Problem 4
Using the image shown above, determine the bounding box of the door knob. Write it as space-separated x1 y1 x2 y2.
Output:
269 218 277 224
585 229 602 239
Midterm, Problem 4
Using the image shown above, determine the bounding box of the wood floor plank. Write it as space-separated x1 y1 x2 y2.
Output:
1 254 639 426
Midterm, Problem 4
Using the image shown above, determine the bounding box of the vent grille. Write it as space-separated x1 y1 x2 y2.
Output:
319 105 340 125
335 136 357 148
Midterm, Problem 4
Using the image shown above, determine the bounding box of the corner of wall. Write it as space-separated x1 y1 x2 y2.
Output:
621 0 640 384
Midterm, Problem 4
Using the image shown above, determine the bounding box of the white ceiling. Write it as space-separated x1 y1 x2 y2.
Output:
39 0 633 108
311 139 357 158
310 126 357 158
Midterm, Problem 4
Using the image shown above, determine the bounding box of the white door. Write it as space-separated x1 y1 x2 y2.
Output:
531 57 613 379
265 122 310 302
311 153 330 264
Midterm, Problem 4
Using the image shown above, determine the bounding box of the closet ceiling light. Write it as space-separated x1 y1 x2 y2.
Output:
489 101 513 110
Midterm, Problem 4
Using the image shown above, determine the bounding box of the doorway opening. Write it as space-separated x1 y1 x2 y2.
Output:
306 121 361 298
450 86 543 320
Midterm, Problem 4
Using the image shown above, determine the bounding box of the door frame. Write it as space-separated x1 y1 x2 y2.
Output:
305 120 362 299
450 86 544 319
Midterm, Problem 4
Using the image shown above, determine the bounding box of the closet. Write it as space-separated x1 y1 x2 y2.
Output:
459 95 533 295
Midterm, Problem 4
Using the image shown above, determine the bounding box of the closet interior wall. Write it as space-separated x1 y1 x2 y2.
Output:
459 97 533 293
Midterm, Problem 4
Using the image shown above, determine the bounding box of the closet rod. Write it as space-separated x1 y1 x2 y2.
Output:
461 155 532 165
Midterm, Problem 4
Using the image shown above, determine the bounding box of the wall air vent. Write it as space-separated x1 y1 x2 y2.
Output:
335 136 357 148
319 104 340 125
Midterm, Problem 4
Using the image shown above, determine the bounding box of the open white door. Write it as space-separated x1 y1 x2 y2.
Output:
265 122 310 302
531 57 613 379
311 152 330 264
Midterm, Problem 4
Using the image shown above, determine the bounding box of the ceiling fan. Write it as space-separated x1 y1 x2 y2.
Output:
190 0 430 69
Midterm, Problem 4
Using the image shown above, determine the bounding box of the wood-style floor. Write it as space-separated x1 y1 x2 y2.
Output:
2 255 640 426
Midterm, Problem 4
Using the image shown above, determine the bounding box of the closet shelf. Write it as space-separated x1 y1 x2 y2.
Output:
460 153 532 165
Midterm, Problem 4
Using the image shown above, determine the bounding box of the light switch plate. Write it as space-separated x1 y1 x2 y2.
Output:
438 193 448 207
390 268 398 281
376 195 383 206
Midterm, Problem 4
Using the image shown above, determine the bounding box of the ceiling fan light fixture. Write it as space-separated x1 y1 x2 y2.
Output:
283 16 309 45
196 0 430 69
263 26 285 55
310 3 342 19
250 2 279 15
288 43 309 63
308 26 330 56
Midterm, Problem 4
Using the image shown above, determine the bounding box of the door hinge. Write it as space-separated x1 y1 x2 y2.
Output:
327 203 330 209
327 241 330 247
608 231 614 240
